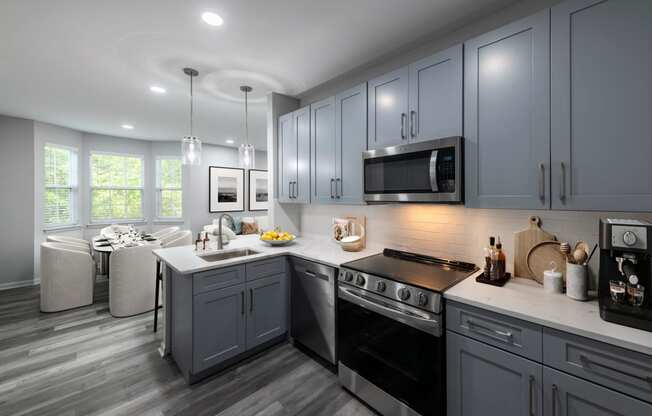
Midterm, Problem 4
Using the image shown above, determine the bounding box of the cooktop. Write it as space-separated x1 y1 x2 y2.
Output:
341 248 478 293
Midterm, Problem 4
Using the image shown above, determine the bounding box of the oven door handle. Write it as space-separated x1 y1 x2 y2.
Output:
338 286 442 337
429 150 439 192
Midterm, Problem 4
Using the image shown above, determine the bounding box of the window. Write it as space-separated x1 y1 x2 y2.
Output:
44 144 78 227
90 152 144 222
156 157 183 220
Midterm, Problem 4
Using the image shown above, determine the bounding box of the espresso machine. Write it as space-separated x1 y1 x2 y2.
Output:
599 219 652 331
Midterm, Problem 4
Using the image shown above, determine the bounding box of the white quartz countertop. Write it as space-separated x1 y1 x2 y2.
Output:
153 234 382 275
445 272 652 356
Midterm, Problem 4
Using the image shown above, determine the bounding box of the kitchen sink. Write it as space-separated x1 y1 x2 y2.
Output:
198 248 260 262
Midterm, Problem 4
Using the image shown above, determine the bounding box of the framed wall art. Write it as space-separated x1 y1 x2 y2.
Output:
209 166 245 213
248 169 268 211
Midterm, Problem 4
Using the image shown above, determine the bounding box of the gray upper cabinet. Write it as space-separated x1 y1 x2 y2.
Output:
447 331 542 416
465 10 550 209
246 273 287 350
278 112 295 203
368 66 409 149
310 96 336 203
335 83 367 204
278 106 310 203
408 44 463 142
193 284 246 373
543 367 652 416
550 0 652 211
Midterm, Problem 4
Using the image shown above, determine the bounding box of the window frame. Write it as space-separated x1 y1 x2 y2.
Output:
88 150 145 224
43 143 79 229
155 156 183 221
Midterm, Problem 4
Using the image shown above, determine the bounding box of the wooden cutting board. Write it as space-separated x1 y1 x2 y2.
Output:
513 216 556 280
527 240 566 284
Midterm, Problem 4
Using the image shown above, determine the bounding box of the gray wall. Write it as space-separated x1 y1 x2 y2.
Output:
0 115 35 288
298 0 563 105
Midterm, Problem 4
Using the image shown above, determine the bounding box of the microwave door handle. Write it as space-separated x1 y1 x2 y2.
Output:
429 150 439 192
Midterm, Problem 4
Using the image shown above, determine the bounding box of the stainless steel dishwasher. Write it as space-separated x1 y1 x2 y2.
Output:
289 257 336 364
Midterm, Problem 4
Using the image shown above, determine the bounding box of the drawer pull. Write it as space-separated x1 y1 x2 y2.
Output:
467 319 513 343
551 384 558 416
580 355 652 384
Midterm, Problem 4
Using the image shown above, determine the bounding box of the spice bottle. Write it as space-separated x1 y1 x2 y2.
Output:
195 233 203 251
484 237 495 279
495 237 506 280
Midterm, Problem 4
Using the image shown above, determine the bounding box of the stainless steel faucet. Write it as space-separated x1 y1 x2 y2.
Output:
217 213 234 250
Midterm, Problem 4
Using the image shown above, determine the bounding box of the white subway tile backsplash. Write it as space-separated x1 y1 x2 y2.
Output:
300 204 652 288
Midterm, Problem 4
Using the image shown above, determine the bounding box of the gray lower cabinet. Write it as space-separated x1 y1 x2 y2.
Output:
447 331 542 416
278 106 310 203
464 9 550 209
550 0 652 211
246 273 287 349
543 367 652 416
193 284 246 373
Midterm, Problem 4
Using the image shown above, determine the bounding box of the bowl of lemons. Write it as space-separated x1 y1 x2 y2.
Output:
260 228 296 246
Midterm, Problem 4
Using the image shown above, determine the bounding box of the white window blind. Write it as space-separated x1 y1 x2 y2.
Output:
44 145 78 227
156 157 183 220
90 152 144 222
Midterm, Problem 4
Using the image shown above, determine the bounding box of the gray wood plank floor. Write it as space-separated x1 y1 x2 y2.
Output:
0 280 374 416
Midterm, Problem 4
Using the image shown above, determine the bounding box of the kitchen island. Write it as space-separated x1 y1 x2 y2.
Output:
153 234 381 383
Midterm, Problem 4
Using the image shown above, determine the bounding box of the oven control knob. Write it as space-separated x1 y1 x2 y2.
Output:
398 288 411 301
355 274 366 286
623 231 637 246
344 271 354 282
376 281 387 293
417 292 429 306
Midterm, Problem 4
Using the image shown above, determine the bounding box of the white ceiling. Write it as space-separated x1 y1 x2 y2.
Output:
0 0 516 149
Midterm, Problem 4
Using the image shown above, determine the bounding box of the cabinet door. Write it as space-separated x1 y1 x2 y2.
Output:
447 332 542 416
310 96 336 204
408 44 463 142
278 112 295 203
335 83 367 204
465 10 550 209
246 273 287 350
543 367 652 416
294 106 311 203
367 66 409 149
551 0 652 211
193 284 246 373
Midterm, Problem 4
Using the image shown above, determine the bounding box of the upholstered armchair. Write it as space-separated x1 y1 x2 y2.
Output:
40 242 95 312
108 244 157 317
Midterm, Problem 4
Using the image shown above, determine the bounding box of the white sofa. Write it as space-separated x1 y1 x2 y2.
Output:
161 230 192 247
109 244 157 318
152 226 180 240
40 242 95 312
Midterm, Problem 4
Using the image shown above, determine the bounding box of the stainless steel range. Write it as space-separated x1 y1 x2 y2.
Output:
337 249 477 416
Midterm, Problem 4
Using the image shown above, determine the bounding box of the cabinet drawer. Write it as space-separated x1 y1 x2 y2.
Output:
543 328 652 403
193 265 245 295
245 257 285 281
447 302 542 361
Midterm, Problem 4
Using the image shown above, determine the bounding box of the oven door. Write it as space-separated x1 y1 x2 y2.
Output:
363 136 462 203
337 285 444 416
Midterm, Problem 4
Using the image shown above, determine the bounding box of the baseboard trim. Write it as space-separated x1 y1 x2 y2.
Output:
0 279 40 291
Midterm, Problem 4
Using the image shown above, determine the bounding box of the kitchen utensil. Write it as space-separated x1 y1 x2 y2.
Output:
585 243 598 266
573 248 588 264
574 240 590 256
543 261 564 294
566 262 589 301
527 240 566 284
514 216 556 279
560 241 573 264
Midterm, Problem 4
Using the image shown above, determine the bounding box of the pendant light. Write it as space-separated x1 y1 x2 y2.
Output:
238 85 255 169
181 67 202 165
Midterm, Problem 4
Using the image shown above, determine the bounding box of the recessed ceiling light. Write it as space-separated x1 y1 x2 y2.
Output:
226 139 235 144
202 11 224 26
121 124 134 130
150 85 166 94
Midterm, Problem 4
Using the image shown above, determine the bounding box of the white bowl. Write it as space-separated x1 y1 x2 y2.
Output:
260 236 296 246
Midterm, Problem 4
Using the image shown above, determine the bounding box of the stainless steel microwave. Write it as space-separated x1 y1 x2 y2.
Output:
363 136 463 203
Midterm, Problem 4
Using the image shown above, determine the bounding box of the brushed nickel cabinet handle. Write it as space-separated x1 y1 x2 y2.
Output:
400 113 407 140
410 110 417 138
467 319 513 342
529 375 535 416
580 354 652 383
551 384 558 416
249 289 253 313
539 163 545 202
336 178 341 199
241 291 244 315
559 162 566 203
330 178 335 198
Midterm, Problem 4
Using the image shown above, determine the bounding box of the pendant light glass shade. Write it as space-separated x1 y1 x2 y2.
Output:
182 136 202 165
182 67 202 165
238 85 255 169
